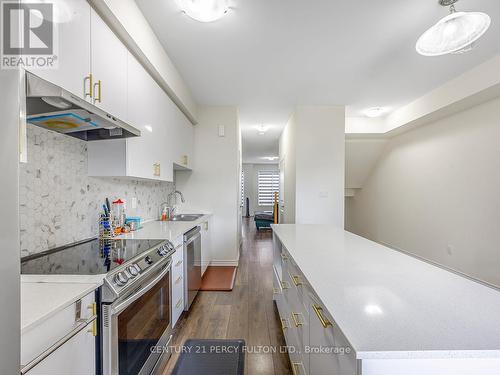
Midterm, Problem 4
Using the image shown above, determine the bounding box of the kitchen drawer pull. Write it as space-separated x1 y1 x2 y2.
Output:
175 298 183 309
175 276 183 284
175 260 183 267
88 302 97 316
288 271 302 286
281 253 288 261
93 79 102 103
312 304 332 328
291 312 303 327
273 288 281 294
84 73 93 98
291 361 304 375
88 318 97 337
281 318 289 331
20 315 97 374
280 281 290 290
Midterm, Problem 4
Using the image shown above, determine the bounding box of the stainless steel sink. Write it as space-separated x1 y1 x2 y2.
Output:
168 214 204 222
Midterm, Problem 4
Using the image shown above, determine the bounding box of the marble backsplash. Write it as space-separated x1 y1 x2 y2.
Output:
20 126 173 257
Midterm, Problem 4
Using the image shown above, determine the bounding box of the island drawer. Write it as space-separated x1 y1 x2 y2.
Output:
308 293 357 375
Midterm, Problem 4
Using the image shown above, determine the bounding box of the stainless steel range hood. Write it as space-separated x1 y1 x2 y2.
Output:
25 72 140 141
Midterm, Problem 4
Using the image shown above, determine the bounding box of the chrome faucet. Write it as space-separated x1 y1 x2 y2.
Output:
167 190 185 217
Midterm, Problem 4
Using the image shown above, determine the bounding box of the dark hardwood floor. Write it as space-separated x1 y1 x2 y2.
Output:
162 218 292 375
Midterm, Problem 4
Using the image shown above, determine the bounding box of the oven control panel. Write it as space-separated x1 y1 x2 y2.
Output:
103 240 175 298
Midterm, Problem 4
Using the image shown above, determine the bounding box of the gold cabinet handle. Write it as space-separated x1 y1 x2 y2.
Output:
273 288 281 294
175 298 183 309
93 79 102 103
175 260 183 267
84 74 93 98
288 271 302 287
312 304 332 328
281 318 289 332
280 281 290 290
281 253 288 261
291 312 303 327
88 318 97 337
175 276 183 284
87 302 96 316
291 361 304 375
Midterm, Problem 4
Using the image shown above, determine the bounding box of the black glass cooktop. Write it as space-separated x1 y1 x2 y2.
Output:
21 238 165 275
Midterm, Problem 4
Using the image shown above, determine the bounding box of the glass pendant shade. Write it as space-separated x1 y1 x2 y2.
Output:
416 11 491 56
177 0 229 23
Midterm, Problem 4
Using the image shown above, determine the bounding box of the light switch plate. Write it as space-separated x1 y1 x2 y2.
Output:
218 125 225 137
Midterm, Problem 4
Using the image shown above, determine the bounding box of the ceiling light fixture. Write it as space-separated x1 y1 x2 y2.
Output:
416 0 491 57
262 156 279 161
256 125 269 135
176 0 230 23
363 107 389 118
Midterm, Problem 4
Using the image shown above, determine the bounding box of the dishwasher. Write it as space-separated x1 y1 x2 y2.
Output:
184 226 202 310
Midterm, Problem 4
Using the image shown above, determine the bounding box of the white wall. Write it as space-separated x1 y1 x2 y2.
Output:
346 97 500 288
242 163 279 216
279 113 297 223
176 106 240 266
279 106 345 226
295 106 345 226
0 70 21 374
345 138 388 190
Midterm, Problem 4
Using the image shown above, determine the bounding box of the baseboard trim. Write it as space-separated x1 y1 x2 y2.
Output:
209 260 240 267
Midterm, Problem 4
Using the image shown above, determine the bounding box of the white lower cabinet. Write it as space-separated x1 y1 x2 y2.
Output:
308 294 357 375
26 322 96 375
200 220 211 276
272 238 357 375
21 291 97 375
171 238 184 327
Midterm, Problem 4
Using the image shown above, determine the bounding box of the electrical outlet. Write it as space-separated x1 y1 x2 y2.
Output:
446 244 454 256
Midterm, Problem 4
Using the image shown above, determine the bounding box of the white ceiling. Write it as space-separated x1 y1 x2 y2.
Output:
136 0 500 161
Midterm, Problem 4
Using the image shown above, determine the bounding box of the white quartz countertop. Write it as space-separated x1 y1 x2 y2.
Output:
118 213 212 241
271 224 500 360
21 280 101 334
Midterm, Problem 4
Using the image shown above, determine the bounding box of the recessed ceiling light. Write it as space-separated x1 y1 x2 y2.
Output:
364 304 383 316
416 0 490 57
363 107 389 118
256 125 269 135
176 0 230 23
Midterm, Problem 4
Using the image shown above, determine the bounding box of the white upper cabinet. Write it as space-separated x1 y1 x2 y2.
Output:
25 0 91 99
126 52 173 181
90 8 127 120
172 109 194 170
88 52 176 182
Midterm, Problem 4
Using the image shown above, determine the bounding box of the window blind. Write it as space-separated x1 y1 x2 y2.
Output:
258 170 279 206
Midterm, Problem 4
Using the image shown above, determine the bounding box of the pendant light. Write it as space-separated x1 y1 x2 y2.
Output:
416 0 491 57
176 0 230 23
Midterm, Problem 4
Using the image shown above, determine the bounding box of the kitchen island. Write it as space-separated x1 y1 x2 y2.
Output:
271 224 500 375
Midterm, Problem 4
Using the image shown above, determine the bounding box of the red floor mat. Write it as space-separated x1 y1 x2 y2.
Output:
200 266 237 291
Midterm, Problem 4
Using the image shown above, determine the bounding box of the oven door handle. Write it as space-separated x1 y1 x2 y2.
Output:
111 259 172 315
